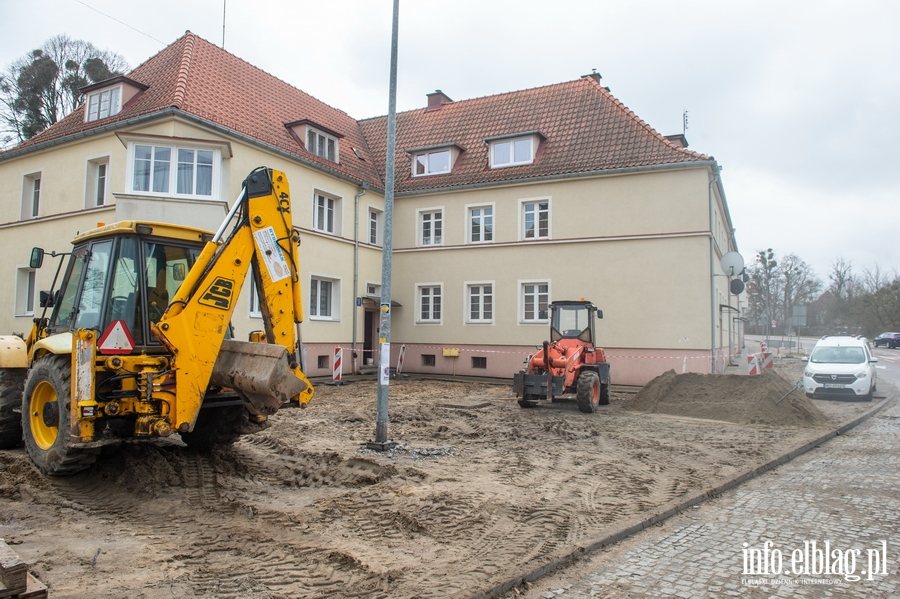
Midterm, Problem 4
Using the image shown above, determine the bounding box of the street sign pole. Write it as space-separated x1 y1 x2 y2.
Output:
369 0 400 451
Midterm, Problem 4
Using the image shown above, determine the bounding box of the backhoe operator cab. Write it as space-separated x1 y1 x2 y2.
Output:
513 300 611 413
32 224 202 346
0 167 314 475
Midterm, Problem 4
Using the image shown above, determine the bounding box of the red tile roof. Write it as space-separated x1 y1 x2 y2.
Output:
3 33 712 195
3 32 382 186
358 77 711 194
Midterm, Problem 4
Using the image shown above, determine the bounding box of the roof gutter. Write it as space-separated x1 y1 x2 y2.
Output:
0 108 386 194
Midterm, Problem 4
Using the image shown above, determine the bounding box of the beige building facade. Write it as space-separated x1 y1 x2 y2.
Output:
0 33 739 386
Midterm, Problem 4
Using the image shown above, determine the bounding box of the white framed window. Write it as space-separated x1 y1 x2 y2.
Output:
85 86 122 122
520 198 550 240
490 136 535 168
520 281 550 323
86 157 109 207
21 172 41 220
128 143 218 199
366 282 381 297
417 284 442 323
310 275 340 320
313 192 341 235
419 208 443 246
467 204 494 243
413 149 451 176
249 283 261 318
15 267 36 316
307 127 338 163
466 282 493 324
368 207 382 245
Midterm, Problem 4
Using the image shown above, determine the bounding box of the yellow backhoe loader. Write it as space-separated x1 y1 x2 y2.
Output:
0 167 313 475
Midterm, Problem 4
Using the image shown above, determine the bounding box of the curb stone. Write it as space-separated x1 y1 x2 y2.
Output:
466 392 896 599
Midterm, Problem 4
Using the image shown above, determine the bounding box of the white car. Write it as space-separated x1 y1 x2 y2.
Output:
803 336 877 400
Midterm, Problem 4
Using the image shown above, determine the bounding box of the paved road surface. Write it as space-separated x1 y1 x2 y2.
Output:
521 395 900 598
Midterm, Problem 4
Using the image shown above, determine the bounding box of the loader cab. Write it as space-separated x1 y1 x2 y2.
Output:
549 300 602 345
41 222 208 349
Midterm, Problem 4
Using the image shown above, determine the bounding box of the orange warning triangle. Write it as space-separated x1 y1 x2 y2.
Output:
98 320 136 354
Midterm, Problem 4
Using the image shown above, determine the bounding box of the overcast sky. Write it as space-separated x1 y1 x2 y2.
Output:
2 0 898 281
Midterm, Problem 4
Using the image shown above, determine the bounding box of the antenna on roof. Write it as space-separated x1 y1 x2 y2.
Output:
222 0 227 48
683 110 689 135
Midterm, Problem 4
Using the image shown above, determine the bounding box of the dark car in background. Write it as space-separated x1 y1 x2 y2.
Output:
874 332 900 348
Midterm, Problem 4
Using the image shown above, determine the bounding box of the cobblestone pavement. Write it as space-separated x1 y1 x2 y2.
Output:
521 399 900 599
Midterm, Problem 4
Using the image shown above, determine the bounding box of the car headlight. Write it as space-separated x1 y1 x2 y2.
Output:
804 370 814 378
855 370 869 379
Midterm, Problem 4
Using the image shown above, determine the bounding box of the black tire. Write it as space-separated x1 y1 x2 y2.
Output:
864 384 874 402
0 368 26 449
180 405 248 450
22 355 97 475
576 371 600 413
599 377 611 406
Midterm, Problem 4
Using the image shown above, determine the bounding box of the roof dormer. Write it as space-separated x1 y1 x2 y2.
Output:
80 76 148 123
483 131 545 168
285 119 344 164
406 142 463 177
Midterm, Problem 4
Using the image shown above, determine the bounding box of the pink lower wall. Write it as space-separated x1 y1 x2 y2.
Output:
303 342 714 386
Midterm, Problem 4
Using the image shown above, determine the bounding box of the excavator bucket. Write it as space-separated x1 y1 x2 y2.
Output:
210 339 309 414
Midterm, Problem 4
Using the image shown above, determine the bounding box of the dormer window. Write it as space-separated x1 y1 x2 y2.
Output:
285 120 343 164
308 127 337 162
415 149 450 176
485 131 542 168
86 87 121 122
408 143 461 177
81 76 148 124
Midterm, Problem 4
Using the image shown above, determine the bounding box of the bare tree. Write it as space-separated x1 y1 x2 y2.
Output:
828 258 855 299
0 35 128 147
779 253 822 325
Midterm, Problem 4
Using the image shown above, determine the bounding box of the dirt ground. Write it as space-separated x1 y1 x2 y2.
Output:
0 361 880 599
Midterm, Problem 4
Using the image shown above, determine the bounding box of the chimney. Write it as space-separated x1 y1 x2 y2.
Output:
581 69 602 84
426 90 453 112
664 134 689 148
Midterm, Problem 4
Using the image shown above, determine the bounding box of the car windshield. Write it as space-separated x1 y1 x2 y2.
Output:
810 346 866 364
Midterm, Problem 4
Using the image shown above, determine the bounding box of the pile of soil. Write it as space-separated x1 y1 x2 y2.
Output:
624 369 830 427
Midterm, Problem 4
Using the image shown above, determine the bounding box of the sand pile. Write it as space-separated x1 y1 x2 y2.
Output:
624 369 830 427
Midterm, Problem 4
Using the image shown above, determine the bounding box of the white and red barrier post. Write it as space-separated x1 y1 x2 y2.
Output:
747 354 759 376
761 352 774 369
333 346 343 383
396 344 406 375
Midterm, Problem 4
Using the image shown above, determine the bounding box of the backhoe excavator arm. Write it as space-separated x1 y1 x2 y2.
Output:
151 168 313 434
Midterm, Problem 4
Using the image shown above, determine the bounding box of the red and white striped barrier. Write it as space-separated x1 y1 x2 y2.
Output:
760 352 774 369
333 346 343 383
747 354 760 376
396 344 407 374
760 341 768 352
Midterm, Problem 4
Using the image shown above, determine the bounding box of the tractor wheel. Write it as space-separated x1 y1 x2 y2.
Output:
22 355 97 476
600 379 611 406
0 368 26 449
576 371 601 413
180 405 249 450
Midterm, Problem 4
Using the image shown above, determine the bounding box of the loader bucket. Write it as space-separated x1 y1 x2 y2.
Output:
210 339 309 414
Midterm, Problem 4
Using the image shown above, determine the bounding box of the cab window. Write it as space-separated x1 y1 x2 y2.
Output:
74 240 113 330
